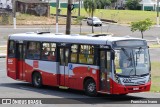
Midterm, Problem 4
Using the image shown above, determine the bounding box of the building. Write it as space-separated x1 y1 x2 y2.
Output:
140 0 159 11
16 0 50 17
117 0 159 11
0 0 12 9
49 0 81 8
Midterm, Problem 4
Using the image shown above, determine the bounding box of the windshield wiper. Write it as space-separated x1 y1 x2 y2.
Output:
121 48 132 61
129 68 134 75
135 47 143 66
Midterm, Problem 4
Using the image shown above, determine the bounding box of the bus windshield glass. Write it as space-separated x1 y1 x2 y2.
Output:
114 47 150 76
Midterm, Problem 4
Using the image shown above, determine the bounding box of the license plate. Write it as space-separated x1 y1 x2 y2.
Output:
133 87 139 90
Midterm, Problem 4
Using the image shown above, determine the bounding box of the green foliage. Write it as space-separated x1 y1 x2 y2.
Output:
75 16 85 24
83 0 97 16
131 18 153 38
111 0 117 3
97 0 111 9
126 0 141 10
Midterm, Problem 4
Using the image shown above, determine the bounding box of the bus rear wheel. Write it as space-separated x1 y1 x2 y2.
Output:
32 72 42 88
84 79 97 97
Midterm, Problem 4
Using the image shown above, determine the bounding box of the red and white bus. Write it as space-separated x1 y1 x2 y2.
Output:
7 32 151 96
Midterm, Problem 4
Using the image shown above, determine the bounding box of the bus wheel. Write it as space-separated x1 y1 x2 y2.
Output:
84 79 97 96
32 72 42 88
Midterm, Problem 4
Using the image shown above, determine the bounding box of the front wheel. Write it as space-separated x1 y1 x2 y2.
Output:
32 72 42 88
84 79 97 96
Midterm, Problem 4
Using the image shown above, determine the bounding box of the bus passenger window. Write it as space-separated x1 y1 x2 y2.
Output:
41 42 56 61
47 51 55 61
71 44 78 63
8 41 15 58
42 47 48 60
26 42 40 59
78 45 94 64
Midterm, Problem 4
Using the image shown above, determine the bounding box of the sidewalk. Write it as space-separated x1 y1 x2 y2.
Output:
0 45 7 58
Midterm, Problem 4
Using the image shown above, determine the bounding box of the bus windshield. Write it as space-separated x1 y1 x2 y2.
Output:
114 47 150 76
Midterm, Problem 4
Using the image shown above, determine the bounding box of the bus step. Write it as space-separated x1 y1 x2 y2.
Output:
59 86 69 89
97 91 110 94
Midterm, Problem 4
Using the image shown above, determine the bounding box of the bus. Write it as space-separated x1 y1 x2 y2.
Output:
7 32 151 96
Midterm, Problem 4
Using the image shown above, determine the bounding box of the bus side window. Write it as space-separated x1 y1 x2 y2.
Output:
78 45 94 65
71 44 78 63
26 42 40 59
41 42 56 61
47 51 55 61
8 40 15 58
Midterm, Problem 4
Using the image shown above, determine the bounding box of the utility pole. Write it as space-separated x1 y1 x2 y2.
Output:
78 0 80 16
91 0 94 33
157 0 159 26
66 0 72 34
56 0 59 33
12 0 16 29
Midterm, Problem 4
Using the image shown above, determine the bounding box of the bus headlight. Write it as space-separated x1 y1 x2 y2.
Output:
148 74 151 82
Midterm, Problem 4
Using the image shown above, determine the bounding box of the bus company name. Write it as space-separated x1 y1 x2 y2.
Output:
100 45 109 49
8 59 13 64
60 43 66 46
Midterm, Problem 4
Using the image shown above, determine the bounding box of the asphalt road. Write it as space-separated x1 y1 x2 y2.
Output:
0 22 160 40
0 58 160 107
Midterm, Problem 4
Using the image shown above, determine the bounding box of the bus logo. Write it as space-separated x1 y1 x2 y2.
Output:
68 64 73 70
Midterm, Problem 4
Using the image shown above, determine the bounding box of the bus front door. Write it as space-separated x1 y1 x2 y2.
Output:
59 47 70 86
99 50 111 93
16 43 25 80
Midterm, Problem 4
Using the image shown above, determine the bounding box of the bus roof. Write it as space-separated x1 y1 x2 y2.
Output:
9 33 144 45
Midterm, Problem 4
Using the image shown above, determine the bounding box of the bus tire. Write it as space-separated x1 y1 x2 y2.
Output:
84 79 97 97
32 72 42 88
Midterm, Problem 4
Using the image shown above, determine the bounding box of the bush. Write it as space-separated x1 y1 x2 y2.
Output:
126 0 141 10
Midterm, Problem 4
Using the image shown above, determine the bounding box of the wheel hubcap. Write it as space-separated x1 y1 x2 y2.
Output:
88 83 95 92
35 75 40 85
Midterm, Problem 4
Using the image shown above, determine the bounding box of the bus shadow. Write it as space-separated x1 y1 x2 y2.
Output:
0 82 146 104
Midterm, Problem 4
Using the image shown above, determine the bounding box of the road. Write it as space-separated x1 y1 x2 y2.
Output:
0 22 160 39
0 58 160 107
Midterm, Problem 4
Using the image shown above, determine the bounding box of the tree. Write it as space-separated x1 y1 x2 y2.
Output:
126 0 141 10
75 16 85 34
110 0 117 8
130 18 153 39
98 0 111 9
83 0 97 17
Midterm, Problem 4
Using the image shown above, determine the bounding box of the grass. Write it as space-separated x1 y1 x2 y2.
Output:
150 62 160 92
1 7 158 25
50 7 157 24
149 44 160 48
